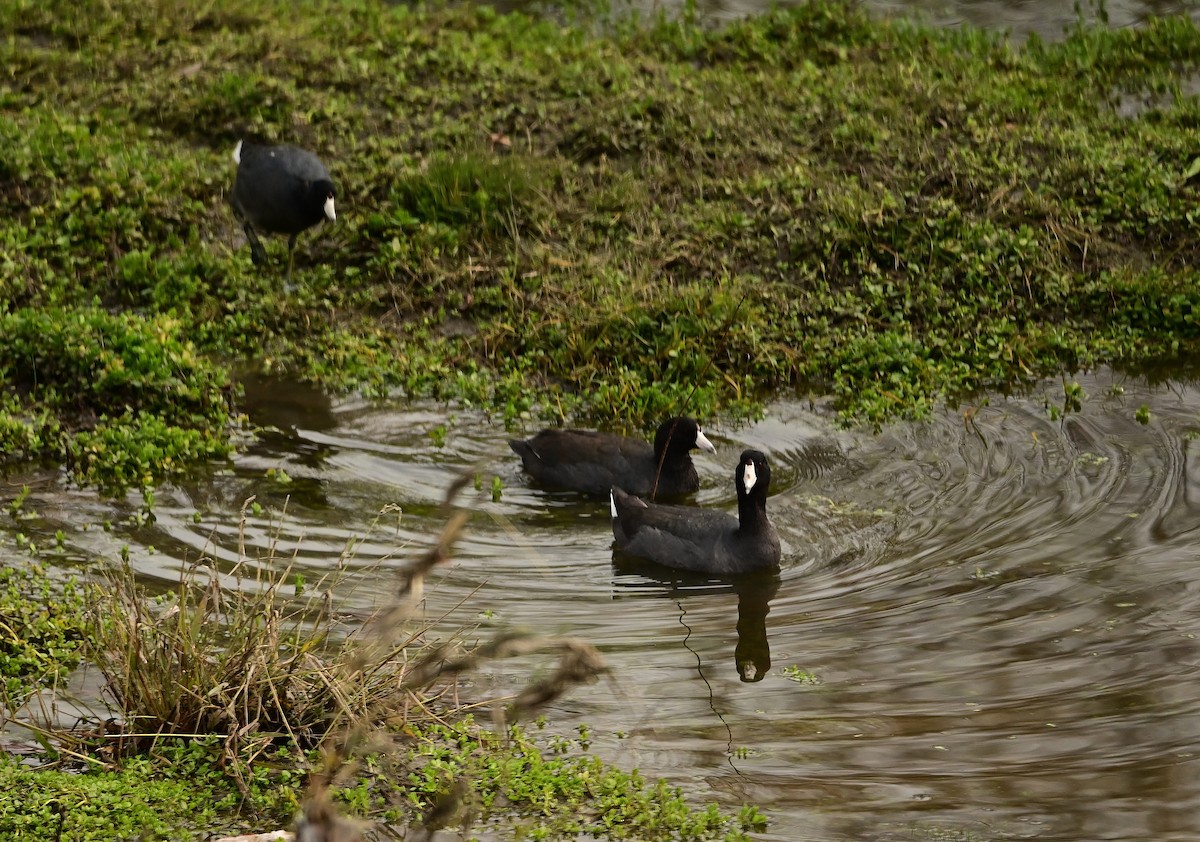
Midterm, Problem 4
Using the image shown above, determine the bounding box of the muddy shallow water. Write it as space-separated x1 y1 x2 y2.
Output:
495 0 1200 41
655 0 1200 40
12 369 1200 840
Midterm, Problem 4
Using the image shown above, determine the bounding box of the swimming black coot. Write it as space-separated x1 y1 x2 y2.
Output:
510 417 715 498
610 449 780 574
229 140 336 280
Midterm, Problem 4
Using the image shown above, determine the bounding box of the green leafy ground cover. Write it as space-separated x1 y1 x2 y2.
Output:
0 725 765 840
4 0 1200 490
0 563 85 701
0 754 219 840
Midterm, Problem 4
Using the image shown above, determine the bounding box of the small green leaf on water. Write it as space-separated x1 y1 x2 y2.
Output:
266 468 292 486
429 425 447 448
781 665 821 684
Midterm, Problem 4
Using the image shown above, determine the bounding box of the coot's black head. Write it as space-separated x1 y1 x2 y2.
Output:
654 417 716 457
736 450 771 500
305 178 337 226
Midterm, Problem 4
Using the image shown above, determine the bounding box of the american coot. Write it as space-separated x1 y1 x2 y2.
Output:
229 140 336 281
610 449 781 575
509 417 716 499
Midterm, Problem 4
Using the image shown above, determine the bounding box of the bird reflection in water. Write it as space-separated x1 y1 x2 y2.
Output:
610 558 781 682
732 569 780 682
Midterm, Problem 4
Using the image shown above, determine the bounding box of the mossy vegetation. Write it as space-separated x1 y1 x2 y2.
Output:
0 308 234 491
4 0 1200 490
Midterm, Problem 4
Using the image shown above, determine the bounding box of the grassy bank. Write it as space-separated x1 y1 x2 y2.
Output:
4 0 1200 490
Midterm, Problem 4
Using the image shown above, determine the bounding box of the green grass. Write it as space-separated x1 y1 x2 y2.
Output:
5 0 1200 489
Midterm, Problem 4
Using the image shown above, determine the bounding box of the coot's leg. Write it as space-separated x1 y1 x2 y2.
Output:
243 222 269 266
286 233 298 283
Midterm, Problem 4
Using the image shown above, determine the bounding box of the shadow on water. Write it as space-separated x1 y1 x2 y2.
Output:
15 367 1200 840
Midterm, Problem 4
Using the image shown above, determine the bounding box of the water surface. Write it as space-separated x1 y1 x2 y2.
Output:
14 369 1200 840
657 0 1200 40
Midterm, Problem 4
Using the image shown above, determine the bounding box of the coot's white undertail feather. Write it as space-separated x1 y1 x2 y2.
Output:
610 450 780 575
228 140 337 281
510 417 715 499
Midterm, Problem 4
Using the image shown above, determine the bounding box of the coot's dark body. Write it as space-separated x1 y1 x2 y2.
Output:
610 450 780 575
510 417 715 499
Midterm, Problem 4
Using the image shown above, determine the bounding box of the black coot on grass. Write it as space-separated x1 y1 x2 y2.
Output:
610 449 781 575
229 140 336 281
509 417 716 499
